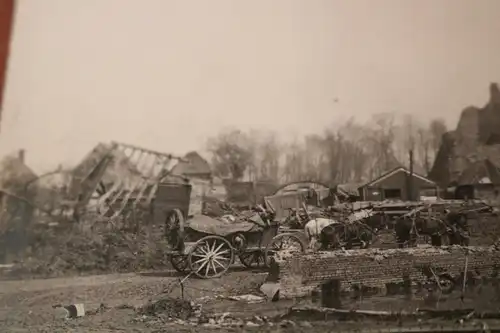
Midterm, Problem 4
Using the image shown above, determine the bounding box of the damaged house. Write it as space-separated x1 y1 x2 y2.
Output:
453 159 500 202
429 83 500 204
170 151 278 208
0 150 38 263
66 142 188 220
170 151 221 215
170 151 212 181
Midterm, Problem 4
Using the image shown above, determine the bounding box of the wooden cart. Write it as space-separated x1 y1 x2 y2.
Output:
156 182 306 279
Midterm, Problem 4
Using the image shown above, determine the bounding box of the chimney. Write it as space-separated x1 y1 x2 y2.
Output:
490 82 500 104
18 149 24 163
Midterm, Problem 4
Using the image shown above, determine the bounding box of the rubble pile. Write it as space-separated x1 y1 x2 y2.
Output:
139 297 194 319
201 196 237 217
135 297 272 328
5 220 170 279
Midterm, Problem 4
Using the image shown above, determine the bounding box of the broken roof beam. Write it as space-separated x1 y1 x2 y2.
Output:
112 141 188 162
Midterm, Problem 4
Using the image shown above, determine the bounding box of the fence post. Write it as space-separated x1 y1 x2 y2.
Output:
403 273 412 299
321 279 342 308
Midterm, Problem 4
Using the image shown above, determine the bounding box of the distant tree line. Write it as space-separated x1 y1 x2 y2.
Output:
206 112 448 185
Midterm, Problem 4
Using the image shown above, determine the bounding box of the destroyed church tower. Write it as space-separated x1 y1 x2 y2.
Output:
429 82 500 187
480 83 500 144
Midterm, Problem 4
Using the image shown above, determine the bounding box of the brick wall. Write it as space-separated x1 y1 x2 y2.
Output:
275 246 500 299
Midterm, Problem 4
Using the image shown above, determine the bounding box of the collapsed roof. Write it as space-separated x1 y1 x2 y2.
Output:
69 141 186 220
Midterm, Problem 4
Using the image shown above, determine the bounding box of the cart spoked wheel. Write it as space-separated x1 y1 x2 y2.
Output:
188 236 234 279
264 233 306 267
170 254 189 273
165 209 185 251
239 251 265 268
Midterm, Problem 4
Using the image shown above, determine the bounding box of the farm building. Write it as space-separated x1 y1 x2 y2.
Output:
359 166 438 201
452 159 500 205
0 149 37 195
170 151 212 180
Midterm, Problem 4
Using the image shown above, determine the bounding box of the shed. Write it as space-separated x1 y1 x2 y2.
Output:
359 166 438 201
453 159 500 204
170 151 212 180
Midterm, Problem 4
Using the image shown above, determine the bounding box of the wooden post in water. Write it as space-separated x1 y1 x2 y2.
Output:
403 273 413 299
321 279 342 308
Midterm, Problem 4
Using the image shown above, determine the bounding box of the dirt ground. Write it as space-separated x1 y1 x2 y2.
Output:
1 214 500 333
2 265 500 333
0 266 301 332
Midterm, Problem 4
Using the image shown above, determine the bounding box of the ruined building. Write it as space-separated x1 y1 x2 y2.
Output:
429 83 500 195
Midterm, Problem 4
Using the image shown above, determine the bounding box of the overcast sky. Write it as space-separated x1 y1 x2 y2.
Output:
1 0 499 173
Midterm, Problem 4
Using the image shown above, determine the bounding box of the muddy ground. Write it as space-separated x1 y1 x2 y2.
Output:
2 265 500 333
1 213 500 332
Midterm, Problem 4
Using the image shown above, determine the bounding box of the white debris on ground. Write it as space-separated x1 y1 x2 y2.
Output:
227 294 264 303
132 302 280 328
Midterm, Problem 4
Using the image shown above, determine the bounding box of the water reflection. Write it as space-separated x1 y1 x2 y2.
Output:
310 279 500 313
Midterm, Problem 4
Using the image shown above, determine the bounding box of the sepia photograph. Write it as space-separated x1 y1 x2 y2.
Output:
0 0 500 332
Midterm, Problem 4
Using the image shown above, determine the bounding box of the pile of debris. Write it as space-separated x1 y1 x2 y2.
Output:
139 297 194 320
4 219 170 279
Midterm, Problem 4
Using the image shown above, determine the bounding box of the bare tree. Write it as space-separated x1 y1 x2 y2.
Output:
385 115 447 175
281 139 306 183
205 113 445 186
428 118 448 156
336 119 370 183
206 129 254 180
416 127 431 173
363 113 400 179
399 114 424 172
252 130 282 183
320 130 341 183
302 134 325 181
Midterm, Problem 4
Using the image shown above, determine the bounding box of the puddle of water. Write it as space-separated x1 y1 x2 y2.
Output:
201 280 500 323
306 279 500 313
